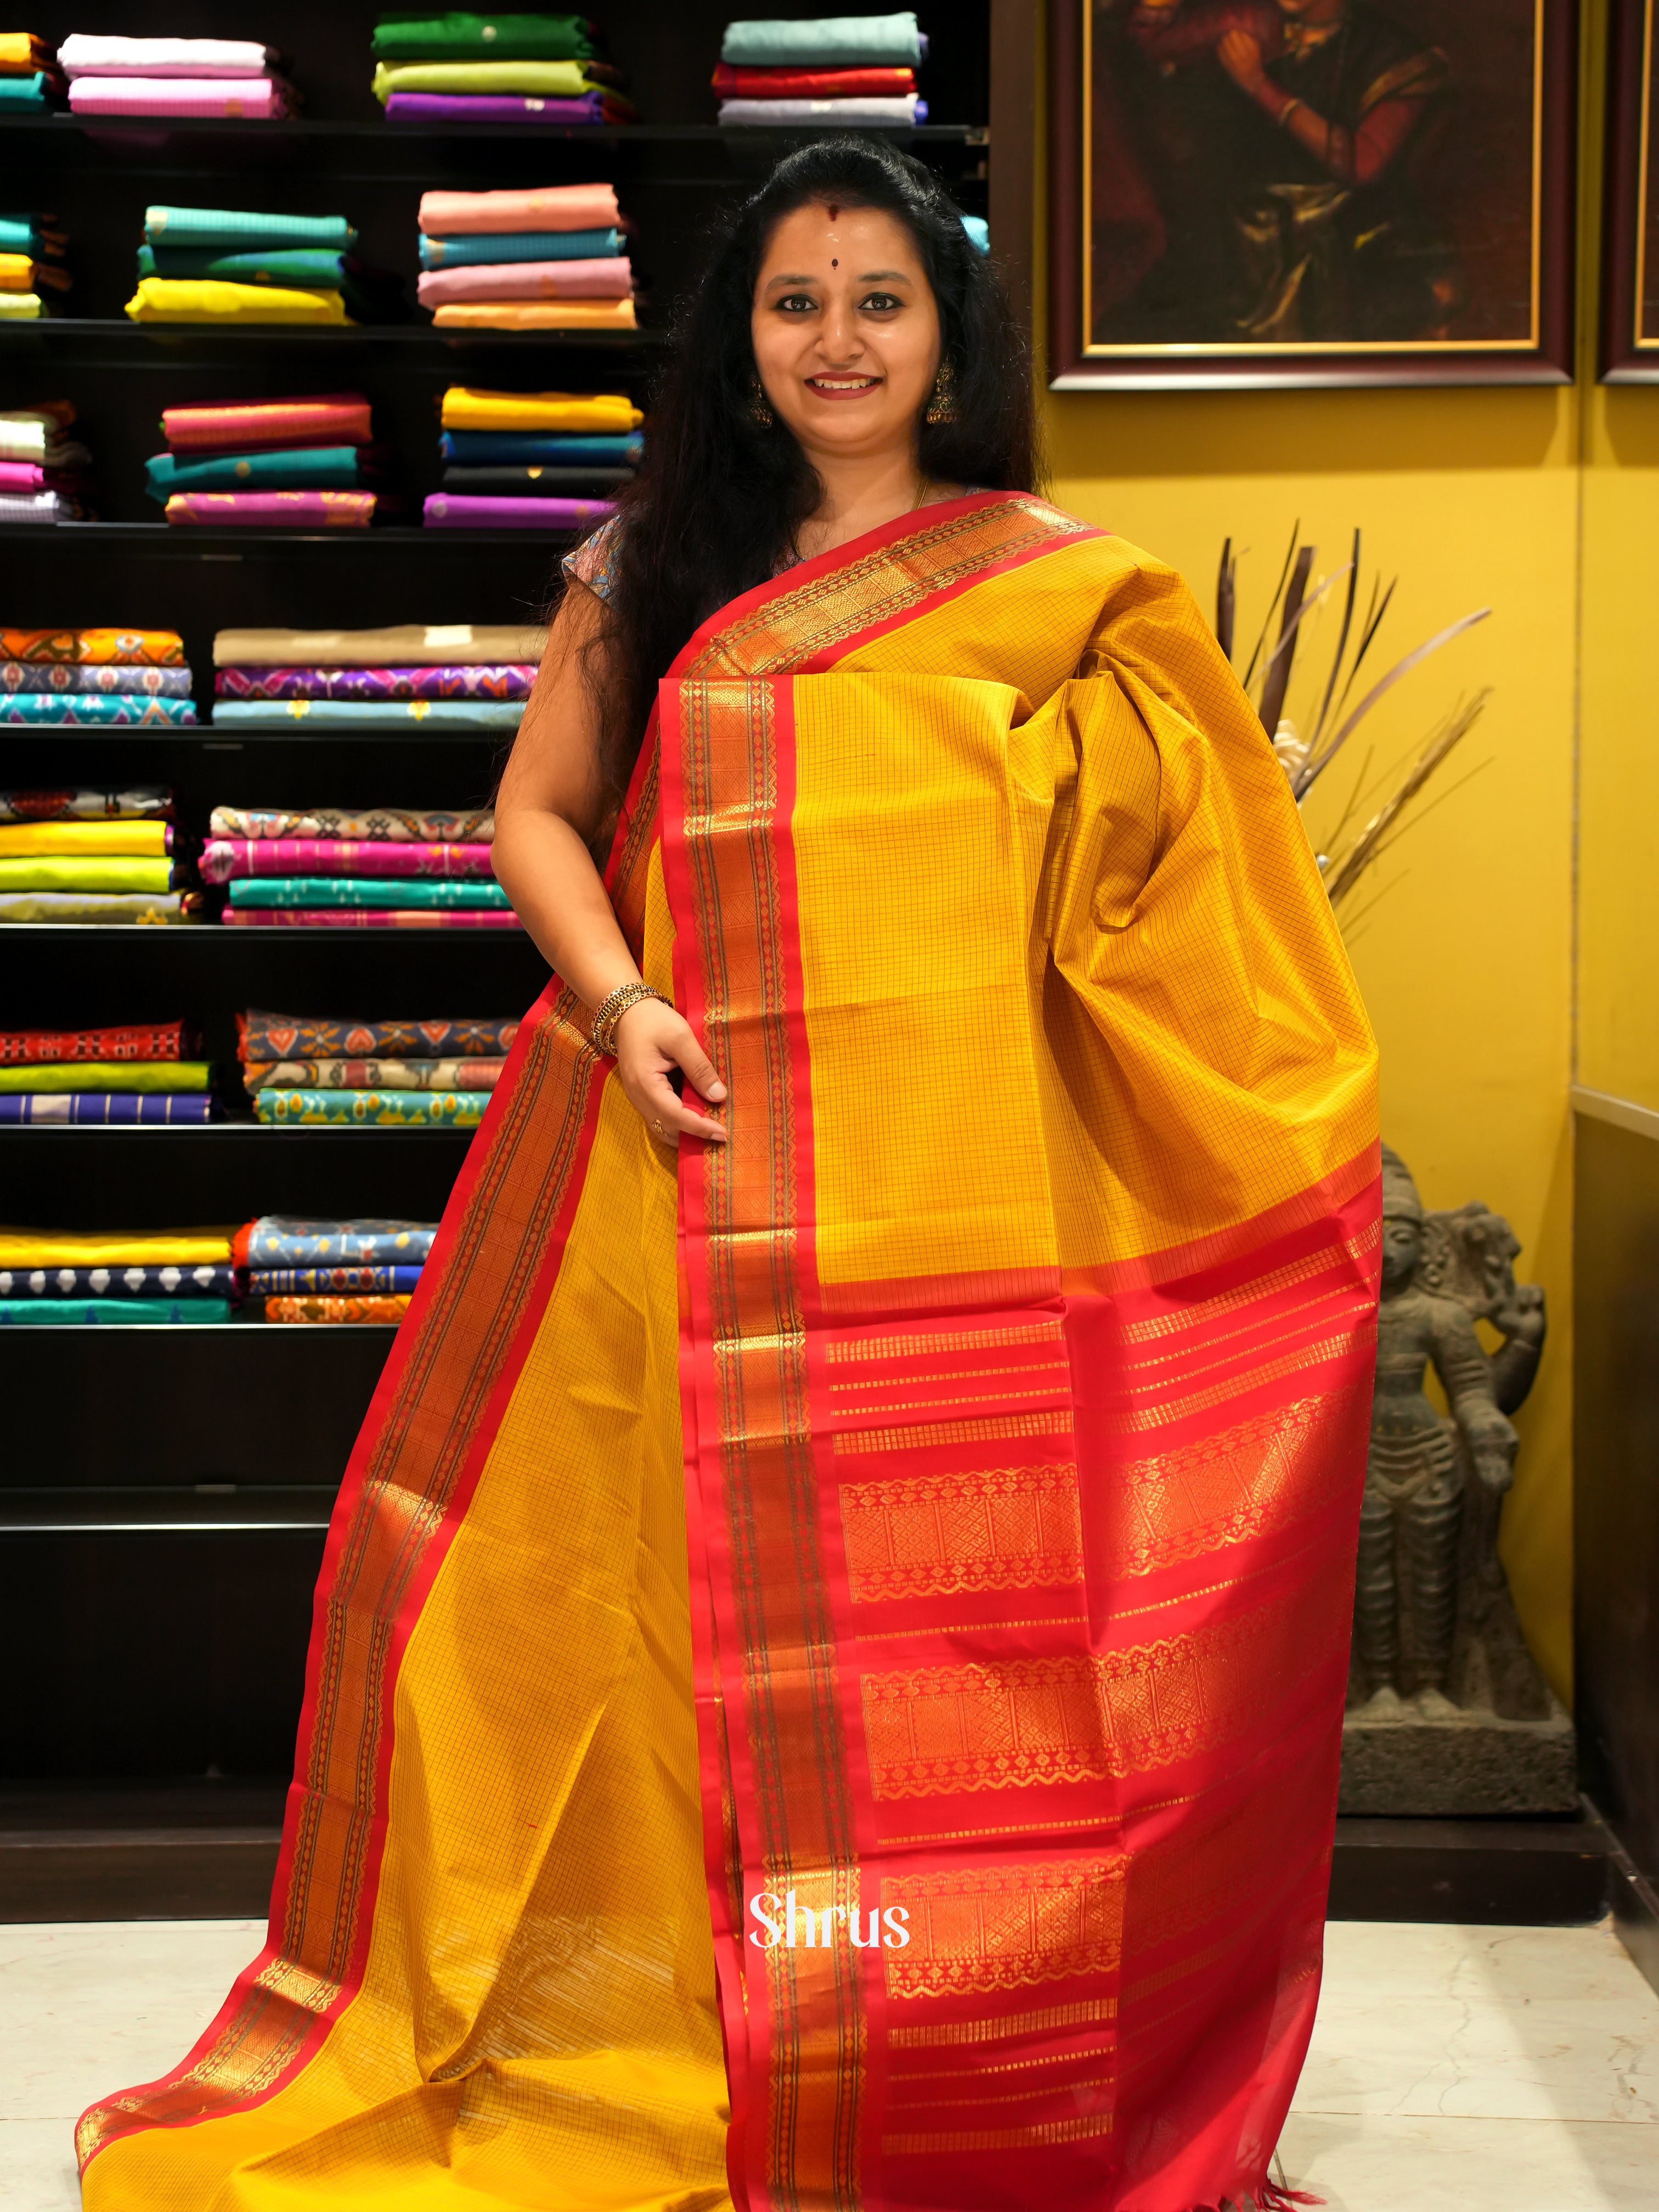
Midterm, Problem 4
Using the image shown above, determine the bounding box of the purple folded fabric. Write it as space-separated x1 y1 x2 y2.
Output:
384 92 610 123
203 838 496 883
215 665 536 702
424 494 613 530
416 256 633 307
167 491 376 528
222 907 524 929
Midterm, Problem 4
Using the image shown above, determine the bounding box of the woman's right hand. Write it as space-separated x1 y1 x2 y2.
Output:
613 997 729 1144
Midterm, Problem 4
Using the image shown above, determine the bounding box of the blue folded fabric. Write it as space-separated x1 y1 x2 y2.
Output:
0 75 54 108
0 1094 215 1123
419 227 619 269
720 13 924 66
145 448 369 500
211 699 523 730
144 207 358 252
244 1218 437 1268
136 245 349 285
249 1264 425 1295
438 430 642 466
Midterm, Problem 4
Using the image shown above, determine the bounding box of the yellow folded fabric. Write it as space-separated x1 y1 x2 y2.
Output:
124 279 351 326
431 298 638 330
0 254 37 291
0 1228 234 1267
0 32 47 71
372 59 594 100
439 387 644 433
0 1062 211 1095
0 857 173 892
0 822 168 860
0 292 41 319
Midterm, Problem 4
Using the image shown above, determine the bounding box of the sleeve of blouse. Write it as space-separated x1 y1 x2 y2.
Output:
561 516 621 603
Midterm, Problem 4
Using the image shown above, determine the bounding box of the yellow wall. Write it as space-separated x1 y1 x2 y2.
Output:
1025 2 1645 1701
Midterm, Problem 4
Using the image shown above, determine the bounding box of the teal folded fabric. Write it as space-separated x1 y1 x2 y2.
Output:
144 207 358 252
0 217 43 252
720 12 922 66
0 1298 232 1324
0 76 53 107
229 877 512 909
418 228 618 269
146 448 368 500
137 245 348 286
211 699 523 729
0 694 197 727
255 1088 492 1126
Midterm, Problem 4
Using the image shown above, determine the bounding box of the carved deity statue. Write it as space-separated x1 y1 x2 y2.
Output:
1355 1147 1547 1716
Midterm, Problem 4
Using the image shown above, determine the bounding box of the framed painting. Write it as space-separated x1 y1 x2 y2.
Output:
1049 0 1578 388
1602 0 1659 379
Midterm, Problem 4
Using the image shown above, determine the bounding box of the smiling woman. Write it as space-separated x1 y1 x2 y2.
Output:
80 137 1380 2212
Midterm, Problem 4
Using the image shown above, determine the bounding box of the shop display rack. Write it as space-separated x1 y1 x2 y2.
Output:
0 0 1017 1915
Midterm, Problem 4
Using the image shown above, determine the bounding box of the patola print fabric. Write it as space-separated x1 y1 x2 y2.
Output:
0 628 184 664
0 787 171 823
236 1218 437 1267
214 665 535 702
211 805 493 843
239 1011 518 1063
0 1019 189 1064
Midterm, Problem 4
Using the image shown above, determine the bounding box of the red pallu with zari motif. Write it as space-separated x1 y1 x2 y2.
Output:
78 494 1376 2212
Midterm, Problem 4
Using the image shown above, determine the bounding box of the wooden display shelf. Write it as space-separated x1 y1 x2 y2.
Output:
0 523 583 552
1 1488 340 1534
0 319 665 352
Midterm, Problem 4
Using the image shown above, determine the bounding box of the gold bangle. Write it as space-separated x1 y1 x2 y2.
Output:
589 980 667 1057
1278 95 1304 127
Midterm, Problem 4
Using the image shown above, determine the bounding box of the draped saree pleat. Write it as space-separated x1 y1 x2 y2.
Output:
79 494 1378 2212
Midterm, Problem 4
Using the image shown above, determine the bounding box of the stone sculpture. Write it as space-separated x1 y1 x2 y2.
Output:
1340 1147 1574 1814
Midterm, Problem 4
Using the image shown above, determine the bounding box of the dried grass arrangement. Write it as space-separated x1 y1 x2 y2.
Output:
1216 526 1492 928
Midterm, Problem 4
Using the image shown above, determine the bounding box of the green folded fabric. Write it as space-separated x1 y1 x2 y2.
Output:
0 857 174 893
144 207 358 252
371 57 595 99
0 1062 211 1094
230 877 512 909
371 13 600 60
0 1298 232 1325
255 1088 492 1126
146 448 367 500
137 244 347 286
720 12 922 66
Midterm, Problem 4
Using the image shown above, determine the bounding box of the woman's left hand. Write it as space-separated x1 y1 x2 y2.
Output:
1217 29 1266 91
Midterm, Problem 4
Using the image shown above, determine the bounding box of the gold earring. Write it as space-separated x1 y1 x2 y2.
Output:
749 375 774 428
925 358 957 426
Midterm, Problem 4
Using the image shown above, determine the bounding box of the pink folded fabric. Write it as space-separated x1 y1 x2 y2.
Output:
68 76 293 119
166 492 376 527
417 185 619 236
424 494 613 529
202 839 495 882
223 908 524 929
416 256 634 308
163 396 372 454
0 461 47 491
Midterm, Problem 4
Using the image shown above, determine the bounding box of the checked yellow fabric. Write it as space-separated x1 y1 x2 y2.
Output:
78 509 1375 2211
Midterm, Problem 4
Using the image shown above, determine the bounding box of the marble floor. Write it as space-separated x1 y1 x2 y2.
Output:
1 1918 1653 2208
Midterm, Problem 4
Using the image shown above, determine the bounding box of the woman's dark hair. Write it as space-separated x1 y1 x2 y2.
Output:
572 136 1045 823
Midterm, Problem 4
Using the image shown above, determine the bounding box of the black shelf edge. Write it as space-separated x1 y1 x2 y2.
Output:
0 1321 399 1336
2 115 984 146
0 1121 479 1136
1 921 538 936
0 319 665 350
0 523 581 551
0 1486 338 1533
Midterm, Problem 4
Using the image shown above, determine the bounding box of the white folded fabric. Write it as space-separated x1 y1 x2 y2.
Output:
58 35 278 77
0 492 76 523
717 94 922 124
0 416 89 468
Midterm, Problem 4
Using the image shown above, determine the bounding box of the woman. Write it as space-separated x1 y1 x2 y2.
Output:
79 140 1378 2212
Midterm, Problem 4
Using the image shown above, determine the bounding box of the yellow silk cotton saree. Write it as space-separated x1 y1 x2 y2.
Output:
80 494 1379 2212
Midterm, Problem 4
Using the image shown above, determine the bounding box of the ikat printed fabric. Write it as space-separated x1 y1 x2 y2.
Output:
239 1011 518 1062
253 1088 490 1127
249 1265 423 1296
238 1218 437 1266
0 1262 235 1298
0 1018 189 1064
211 804 493 842
213 666 534 702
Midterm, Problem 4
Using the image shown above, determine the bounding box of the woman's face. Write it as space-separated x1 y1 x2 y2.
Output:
751 201 941 464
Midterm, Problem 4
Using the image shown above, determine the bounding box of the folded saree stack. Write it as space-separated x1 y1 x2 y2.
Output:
147 393 391 529
127 207 404 328
371 12 636 123
0 1014 217 1124
0 776 202 925
0 211 70 323
210 621 541 741
0 1226 234 1324
0 29 64 109
60 33 297 120
2 630 195 726
716 11 928 123
207 800 520 929
428 386 639 528
0 402 91 520
237 1003 515 1127
416 183 635 334
236 1212 439 1320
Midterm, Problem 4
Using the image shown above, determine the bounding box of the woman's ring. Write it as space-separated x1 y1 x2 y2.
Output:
652 1117 667 1141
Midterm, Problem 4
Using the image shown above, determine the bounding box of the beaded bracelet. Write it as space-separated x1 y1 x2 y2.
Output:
590 980 668 1057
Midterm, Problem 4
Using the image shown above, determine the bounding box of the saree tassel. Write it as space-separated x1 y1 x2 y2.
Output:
1257 2181 1325 2208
